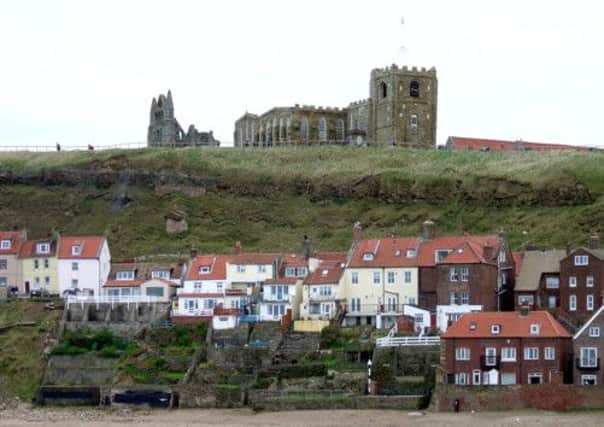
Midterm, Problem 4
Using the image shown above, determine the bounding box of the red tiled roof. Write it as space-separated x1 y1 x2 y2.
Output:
19 239 58 258
416 235 498 267
447 136 596 152
280 254 309 267
177 293 224 298
265 277 299 285
304 261 345 285
0 231 26 255
442 311 571 339
349 237 419 268
438 240 496 265
58 236 105 259
186 255 227 281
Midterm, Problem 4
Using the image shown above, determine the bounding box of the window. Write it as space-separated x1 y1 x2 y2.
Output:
570 294 577 311
472 370 481 385
216 282 223 291
544 347 556 360
528 373 543 385
373 272 381 284
318 117 327 142
491 324 501 335
589 326 600 337
236 265 246 273
461 292 470 305
581 375 597 385
410 80 420 97
501 347 517 362
449 292 459 305
44 258 49 268
362 253 374 261
297 267 308 277
351 272 359 285
530 323 540 335
257 265 267 273
395 250 402 257
406 249 416 258
580 347 598 368
408 297 416 305
351 297 361 312
587 275 594 287
300 117 309 142
0 240 11 249
71 279 78 288
193 282 202 291
36 243 50 254
34 259 39 269
404 271 412 283
335 119 345 141
0 277 6 287
320 286 332 296
44 276 50 285
524 347 539 360
285 267 295 277
501 373 516 385
146 287 164 297
151 270 170 280
35 277 40 285
387 271 395 284
455 347 470 361
435 250 451 263
454 373 467 385
0 259 6 270
569 276 577 287
71 245 81 256
116 271 135 280
71 262 79 271
204 299 216 309
587 294 594 311
484 347 497 366
461 267 469 282
518 295 534 306
574 255 589 266
449 268 459 282
410 114 418 131
379 81 387 99
199 266 210 274
545 277 560 289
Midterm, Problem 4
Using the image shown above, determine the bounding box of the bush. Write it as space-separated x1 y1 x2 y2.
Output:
278 363 327 379
320 325 344 349
50 344 88 356
98 345 120 358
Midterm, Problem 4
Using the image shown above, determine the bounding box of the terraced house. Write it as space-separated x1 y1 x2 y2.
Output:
19 237 59 295
300 260 345 321
57 236 111 296
259 255 307 322
0 230 27 296
573 305 604 385
514 250 566 310
102 261 183 302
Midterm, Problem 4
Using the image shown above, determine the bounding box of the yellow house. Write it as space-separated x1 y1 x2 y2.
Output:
19 238 59 295
341 237 420 329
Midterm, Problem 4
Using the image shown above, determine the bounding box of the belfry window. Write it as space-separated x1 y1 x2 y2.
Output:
410 80 420 97
380 82 388 99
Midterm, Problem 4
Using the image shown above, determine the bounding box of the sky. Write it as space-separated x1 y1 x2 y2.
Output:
1 0 603 148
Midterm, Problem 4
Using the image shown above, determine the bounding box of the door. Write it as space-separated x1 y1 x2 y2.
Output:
24 281 30 294
488 369 499 385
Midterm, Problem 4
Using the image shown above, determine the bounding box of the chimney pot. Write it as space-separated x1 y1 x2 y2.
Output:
520 305 530 316
589 233 600 250
353 222 363 243
422 220 436 241
234 241 242 255
190 247 198 259
483 242 494 260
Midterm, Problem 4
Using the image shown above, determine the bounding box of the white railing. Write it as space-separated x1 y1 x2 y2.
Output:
376 335 440 347
66 294 165 307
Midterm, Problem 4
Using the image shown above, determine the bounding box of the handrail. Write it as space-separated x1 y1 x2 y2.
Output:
375 335 440 347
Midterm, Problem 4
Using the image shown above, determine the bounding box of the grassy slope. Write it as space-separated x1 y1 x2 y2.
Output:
0 300 62 399
0 146 603 257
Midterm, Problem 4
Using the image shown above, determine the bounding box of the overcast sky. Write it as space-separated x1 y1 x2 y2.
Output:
1 0 603 147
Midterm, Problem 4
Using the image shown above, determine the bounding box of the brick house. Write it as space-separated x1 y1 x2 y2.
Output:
559 238 604 322
441 310 572 386
573 305 604 385
514 250 566 310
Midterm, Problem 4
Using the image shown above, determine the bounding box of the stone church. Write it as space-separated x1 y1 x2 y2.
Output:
234 64 437 147
147 90 219 147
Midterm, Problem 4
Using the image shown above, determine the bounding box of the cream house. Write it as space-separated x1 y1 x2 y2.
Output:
341 236 420 329
19 238 59 295
300 260 345 320
0 230 27 296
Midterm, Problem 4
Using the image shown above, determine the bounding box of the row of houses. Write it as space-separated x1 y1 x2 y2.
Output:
440 306 604 386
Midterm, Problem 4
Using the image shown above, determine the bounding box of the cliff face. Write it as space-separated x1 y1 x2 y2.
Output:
0 148 602 257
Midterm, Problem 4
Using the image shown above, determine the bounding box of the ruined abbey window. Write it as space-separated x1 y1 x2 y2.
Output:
279 118 284 141
410 114 418 132
336 119 345 141
380 81 388 99
410 80 420 97
319 117 327 142
300 117 309 143
285 118 290 141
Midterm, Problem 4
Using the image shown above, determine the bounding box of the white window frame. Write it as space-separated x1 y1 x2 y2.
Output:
545 277 560 289
569 276 577 287
491 324 501 335
530 323 540 335
406 249 416 258
36 243 50 254
501 347 517 362
454 372 467 386
587 294 594 311
455 347 470 361
524 347 539 360
404 271 412 284
116 271 135 280
460 267 469 282
257 265 267 273
569 294 577 311
387 271 395 284
199 266 210 274
587 275 595 287
472 370 481 386
236 265 246 273
151 270 170 280
544 347 555 360
351 272 359 285
373 272 381 285
461 292 469 305
589 326 600 337
71 245 81 256
362 253 375 261
518 295 534 306
285 267 295 277
449 267 459 282
528 373 543 384
581 375 597 385
485 347 497 366
574 255 589 266
0 240 11 249
580 347 598 368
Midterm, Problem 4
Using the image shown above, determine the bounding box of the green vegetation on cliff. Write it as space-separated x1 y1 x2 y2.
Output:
0 146 603 257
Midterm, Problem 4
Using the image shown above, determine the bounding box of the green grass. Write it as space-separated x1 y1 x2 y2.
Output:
0 146 603 257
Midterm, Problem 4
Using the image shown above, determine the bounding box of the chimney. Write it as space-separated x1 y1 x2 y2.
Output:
566 244 571 256
519 305 530 317
190 247 198 259
234 241 242 255
353 222 363 243
588 233 600 250
483 242 493 260
422 220 436 241
302 235 314 260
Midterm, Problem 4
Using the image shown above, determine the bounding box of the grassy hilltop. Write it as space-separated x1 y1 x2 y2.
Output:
0 146 603 257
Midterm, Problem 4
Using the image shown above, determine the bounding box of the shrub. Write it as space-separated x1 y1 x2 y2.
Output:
50 344 87 356
278 363 327 379
98 345 120 358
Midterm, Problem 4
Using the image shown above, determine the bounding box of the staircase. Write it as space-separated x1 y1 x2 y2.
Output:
333 304 347 327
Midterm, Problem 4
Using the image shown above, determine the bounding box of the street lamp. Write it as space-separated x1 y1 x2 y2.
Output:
367 359 373 394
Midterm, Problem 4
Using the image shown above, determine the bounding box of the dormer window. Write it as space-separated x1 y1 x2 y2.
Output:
406 249 416 258
491 324 501 335
71 245 82 256
36 243 50 254
0 240 11 250
285 267 296 277
322 269 329 276
151 270 170 280
394 250 401 257
116 271 135 280
469 322 477 331
199 266 211 274
530 323 540 335
574 255 589 266
435 249 451 263
362 253 375 261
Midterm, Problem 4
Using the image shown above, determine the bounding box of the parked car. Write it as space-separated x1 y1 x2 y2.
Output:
7 287 19 298
30 288 51 298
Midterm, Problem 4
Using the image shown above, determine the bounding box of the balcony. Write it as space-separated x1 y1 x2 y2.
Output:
480 355 501 369
576 358 600 371
309 294 336 302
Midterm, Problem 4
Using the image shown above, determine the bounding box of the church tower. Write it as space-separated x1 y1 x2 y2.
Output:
147 90 183 147
369 65 437 147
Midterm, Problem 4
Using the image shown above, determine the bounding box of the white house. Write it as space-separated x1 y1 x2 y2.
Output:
57 236 111 296
436 304 482 332
102 261 183 302
225 252 280 297
401 304 432 333
300 260 346 321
